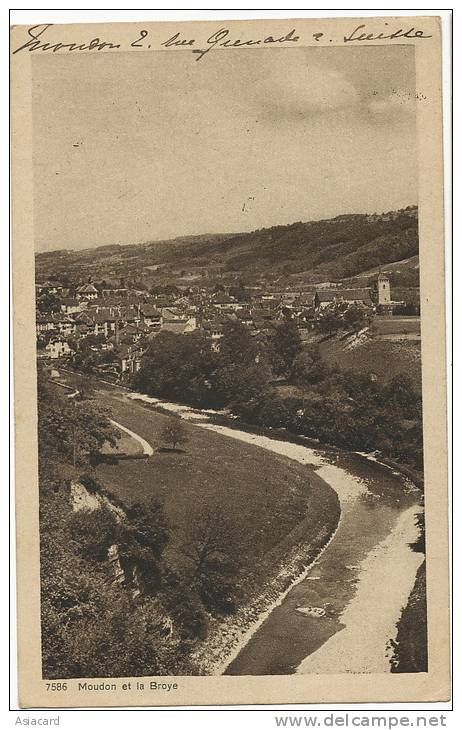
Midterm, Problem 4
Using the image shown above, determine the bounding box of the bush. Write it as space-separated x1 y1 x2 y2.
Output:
41 552 183 677
118 543 163 596
67 505 119 562
123 501 170 557
197 555 242 615
79 472 101 494
170 592 209 640
290 346 324 385
254 392 291 428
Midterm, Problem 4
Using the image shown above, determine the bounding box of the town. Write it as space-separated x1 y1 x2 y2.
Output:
36 270 419 380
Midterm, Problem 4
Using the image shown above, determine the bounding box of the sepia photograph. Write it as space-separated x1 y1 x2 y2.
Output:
11 14 449 708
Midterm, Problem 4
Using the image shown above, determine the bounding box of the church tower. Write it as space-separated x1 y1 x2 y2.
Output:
377 272 391 305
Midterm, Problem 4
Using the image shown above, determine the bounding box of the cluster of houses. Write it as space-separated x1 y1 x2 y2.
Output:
36 273 395 377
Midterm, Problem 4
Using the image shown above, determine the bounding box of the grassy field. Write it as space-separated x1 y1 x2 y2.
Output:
373 316 421 337
359 255 419 278
62 372 340 600
318 336 422 389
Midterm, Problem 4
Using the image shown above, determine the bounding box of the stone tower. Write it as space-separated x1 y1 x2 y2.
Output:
377 272 391 305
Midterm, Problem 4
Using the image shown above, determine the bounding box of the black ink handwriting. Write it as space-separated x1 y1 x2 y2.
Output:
12 22 433 58
161 32 195 48
192 28 299 61
344 24 432 43
13 23 121 54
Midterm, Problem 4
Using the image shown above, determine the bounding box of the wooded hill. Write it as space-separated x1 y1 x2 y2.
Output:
36 206 418 285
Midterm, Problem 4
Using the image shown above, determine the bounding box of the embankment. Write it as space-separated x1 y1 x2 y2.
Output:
391 561 428 672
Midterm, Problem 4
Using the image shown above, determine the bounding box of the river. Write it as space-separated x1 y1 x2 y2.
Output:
124 392 424 675
56 373 425 675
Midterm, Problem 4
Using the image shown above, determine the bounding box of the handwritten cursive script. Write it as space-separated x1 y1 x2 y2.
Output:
13 23 121 54
343 23 432 43
12 21 433 58
190 28 300 61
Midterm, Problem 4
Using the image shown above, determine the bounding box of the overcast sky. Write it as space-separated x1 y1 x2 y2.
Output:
33 45 417 252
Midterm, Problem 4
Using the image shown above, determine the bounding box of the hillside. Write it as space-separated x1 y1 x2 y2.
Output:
35 206 418 285
180 207 419 282
35 232 237 283
319 336 422 390
359 254 419 278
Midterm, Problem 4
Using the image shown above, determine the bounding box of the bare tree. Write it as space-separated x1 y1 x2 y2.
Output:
178 507 246 613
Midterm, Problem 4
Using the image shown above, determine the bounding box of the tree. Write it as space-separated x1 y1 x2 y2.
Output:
386 374 421 412
178 507 244 614
37 366 119 467
254 391 291 428
411 512 425 554
290 345 324 385
168 591 209 640
118 500 170 596
71 339 103 373
134 331 216 406
271 321 302 374
219 320 258 366
160 418 189 450
212 359 271 412
82 333 106 348
37 292 60 313
343 304 370 332
123 501 170 559
316 306 343 336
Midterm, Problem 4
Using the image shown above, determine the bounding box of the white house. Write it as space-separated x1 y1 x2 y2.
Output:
45 338 73 359
76 283 99 300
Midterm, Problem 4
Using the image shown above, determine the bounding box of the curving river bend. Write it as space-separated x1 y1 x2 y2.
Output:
57 373 425 675
125 392 425 676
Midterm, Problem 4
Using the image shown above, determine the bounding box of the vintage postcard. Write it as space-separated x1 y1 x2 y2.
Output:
11 15 449 707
